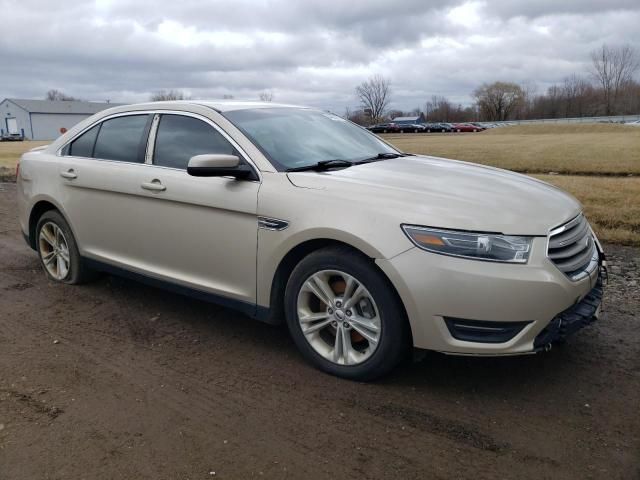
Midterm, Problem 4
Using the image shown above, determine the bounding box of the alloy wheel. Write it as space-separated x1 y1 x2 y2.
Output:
38 222 71 280
296 269 381 366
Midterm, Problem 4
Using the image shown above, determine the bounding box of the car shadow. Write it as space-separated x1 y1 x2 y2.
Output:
93 274 602 395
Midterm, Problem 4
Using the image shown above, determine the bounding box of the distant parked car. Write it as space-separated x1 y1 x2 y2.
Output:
453 123 481 133
469 123 487 131
424 123 453 133
625 120 640 126
367 123 400 133
398 123 426 133
1 132 25 142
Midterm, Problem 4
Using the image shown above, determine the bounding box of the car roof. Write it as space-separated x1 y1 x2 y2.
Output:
123 100 311 113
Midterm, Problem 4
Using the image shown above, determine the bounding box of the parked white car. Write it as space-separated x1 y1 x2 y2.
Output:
16 101 605 380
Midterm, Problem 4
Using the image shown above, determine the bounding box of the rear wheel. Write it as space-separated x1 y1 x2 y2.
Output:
36 211 96 284
285 247 409 380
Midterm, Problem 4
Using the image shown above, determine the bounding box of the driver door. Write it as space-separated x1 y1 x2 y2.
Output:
128 113 260 305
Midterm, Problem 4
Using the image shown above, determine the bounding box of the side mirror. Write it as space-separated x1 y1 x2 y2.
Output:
187 154 255 180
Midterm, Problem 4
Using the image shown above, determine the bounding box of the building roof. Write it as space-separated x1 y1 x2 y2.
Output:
392 116 423 122
4 98 125 114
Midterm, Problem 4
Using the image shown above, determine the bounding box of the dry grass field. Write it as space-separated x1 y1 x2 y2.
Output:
0 140 48 169
384 123 640 175
1 125 638 245
532 175 640 245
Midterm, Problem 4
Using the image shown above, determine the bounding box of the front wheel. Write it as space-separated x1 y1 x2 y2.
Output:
285 247 409 381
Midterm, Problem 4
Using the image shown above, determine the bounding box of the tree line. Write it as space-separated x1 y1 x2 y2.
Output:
353 43 639 124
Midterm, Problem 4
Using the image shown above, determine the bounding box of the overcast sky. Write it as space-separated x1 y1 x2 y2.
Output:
1 0 639 112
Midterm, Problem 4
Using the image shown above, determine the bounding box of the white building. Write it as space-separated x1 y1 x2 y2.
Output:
0 98 124 140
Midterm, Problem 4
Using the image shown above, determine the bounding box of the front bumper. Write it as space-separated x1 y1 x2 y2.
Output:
376 237 604 355
533 274 603 350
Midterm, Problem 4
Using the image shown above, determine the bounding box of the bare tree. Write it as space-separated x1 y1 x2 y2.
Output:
45 89 77 101
150 89 190 101
355 75 391 123
343 107 371 125
590 44 639 115
259 90 274 102
473 82 525 121
561 75 594 117
425 95 453 122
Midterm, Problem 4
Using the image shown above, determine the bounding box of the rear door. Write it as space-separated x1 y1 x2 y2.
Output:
57 113 156 265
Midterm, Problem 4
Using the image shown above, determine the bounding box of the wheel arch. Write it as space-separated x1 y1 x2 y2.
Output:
264 238 411 345
27 197 72 250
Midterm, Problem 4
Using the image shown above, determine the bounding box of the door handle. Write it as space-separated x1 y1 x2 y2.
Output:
60 169 77 180
141 179 166 192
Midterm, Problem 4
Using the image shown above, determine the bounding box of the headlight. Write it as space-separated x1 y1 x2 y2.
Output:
402 225 532 263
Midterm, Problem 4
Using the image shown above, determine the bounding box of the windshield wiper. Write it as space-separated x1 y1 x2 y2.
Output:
354 152 408 164
286 159 354 172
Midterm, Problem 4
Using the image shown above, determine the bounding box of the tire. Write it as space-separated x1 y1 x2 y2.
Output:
35 210 96 284
284 246 410 381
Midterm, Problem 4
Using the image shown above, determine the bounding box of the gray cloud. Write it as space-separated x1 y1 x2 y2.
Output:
0 0 639 112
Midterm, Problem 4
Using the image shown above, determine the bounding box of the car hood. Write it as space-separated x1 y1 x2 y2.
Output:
286 156 581 235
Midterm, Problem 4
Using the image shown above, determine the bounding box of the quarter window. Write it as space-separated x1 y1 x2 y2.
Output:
68 124 100 158
153 115 237 170
93 115 150 163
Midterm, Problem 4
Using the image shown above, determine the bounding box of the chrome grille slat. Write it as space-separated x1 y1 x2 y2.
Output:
550 213 583 234
548 238 591 260
547 214 598 280
553 240 593 273
548 220 589 249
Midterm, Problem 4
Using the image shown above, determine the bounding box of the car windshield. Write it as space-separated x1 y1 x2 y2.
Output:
223 108 399 171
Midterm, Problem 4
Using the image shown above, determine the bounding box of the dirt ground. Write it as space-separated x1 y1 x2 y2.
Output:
0 182 638 480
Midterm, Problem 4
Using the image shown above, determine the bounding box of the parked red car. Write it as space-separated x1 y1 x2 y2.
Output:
452 123 482 133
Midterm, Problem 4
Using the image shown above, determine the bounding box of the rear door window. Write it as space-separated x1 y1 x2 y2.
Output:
93 115 151 163
153 114 237 170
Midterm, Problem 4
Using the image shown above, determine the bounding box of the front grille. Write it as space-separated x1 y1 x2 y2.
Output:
547 214 598 280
